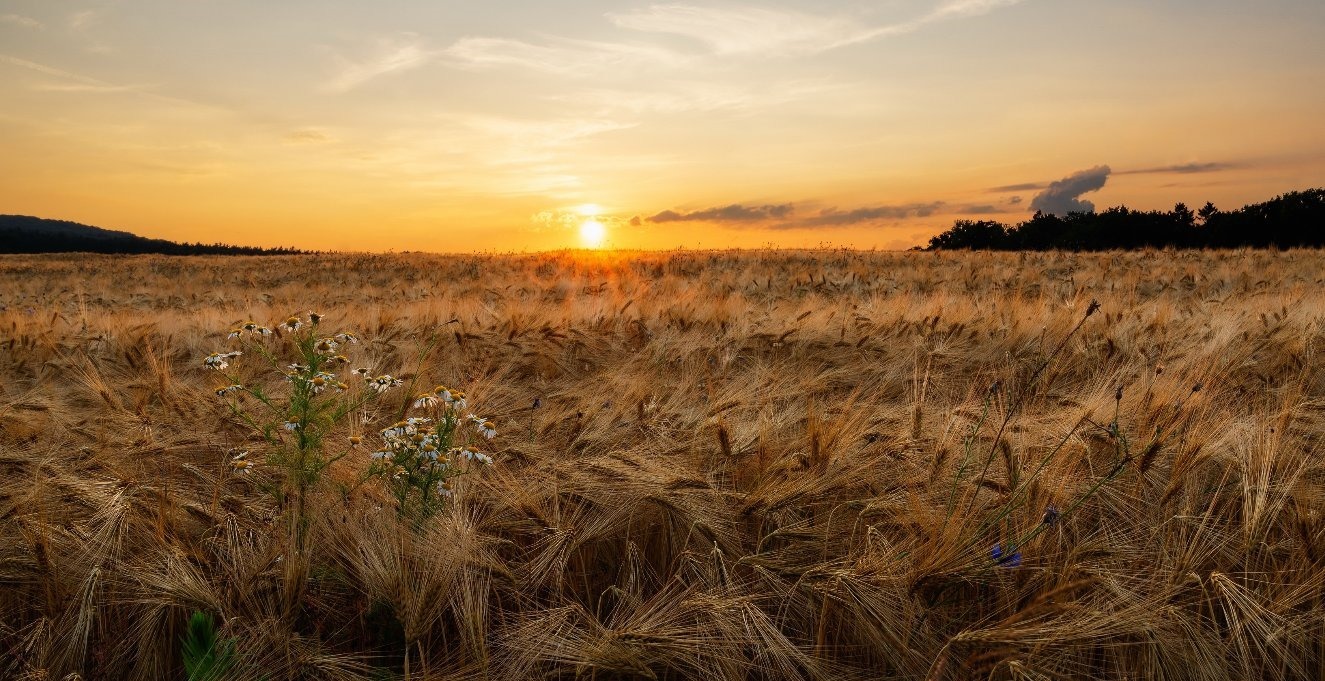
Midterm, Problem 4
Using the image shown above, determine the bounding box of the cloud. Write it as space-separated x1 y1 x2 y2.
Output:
637 200 955 229
800 202 945 227
0 14 43 30
609 1 1031 56
445 36 682 74
547 78 844 116
69 10 97 31
988 181 1048 193
325 35 434 93
531 208 632 233
283 129 334 145
31 82 141 93
1008 196 1023 205
1 53 223 110
440 1 1031 82
831 0 1031 49
607 5 858 56
648 203 794 223
1118 161 1240 175
1029 165 1111 215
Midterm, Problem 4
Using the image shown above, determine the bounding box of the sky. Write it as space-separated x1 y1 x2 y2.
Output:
1 0 1324 251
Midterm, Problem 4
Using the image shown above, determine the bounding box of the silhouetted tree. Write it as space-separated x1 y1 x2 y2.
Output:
925 188 1325 251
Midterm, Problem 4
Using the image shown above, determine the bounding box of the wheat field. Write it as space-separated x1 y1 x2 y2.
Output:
2 249 1324 680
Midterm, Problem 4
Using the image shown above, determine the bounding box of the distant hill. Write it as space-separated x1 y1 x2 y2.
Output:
0 215 306 255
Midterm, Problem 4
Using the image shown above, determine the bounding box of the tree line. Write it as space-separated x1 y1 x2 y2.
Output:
925 188 1325 250
0 215 307 255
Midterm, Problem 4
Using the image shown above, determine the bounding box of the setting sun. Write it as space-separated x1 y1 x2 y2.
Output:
579 219 607 248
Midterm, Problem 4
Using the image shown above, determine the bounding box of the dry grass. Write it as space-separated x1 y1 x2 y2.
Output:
2 249 1324 680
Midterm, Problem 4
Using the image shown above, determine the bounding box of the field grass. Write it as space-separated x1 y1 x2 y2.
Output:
2 249 1324 680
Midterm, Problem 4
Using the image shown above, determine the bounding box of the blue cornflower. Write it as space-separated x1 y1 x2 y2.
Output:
991 543 1022 568
1042 505 1060 526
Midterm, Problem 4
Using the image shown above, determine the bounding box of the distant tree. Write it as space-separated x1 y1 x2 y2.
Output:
925 188 1325 251
924 220 1009 250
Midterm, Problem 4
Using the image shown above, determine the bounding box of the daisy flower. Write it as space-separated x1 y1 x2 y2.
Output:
334 332 359 344
203 351 241 370
461 448 493 465
284 316 303 331
214 384 243 397
369 375 404 394
476 419 496 440
230 450 253 474
413 394 439 409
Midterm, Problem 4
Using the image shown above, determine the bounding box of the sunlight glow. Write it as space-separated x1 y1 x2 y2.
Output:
579 219 607 248
575 203 603 217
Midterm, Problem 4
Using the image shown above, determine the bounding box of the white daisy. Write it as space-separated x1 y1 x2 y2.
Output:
369 375 404 394
204 351 241 370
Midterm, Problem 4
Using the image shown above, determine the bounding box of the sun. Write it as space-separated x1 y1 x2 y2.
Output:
579 219 607 248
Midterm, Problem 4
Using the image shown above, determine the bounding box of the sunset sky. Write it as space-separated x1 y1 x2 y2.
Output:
2 0 1323 251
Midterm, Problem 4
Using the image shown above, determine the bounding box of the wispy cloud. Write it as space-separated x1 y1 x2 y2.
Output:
547 79 849 119
0 53 144 94
608 1 1032 56
988 181 1048 192
0 14 43 30
636 199 963 229
0 53 225 112
449 0 1032 79
992 159 1239 193
325 35 435 93
444 36 682 75
31 82 141 93
840 0 1029 46
1118 161 1241 175
800 202 946 227
69 10 98 31
648 203 795 223
283 129 335 145
607 5 858 56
